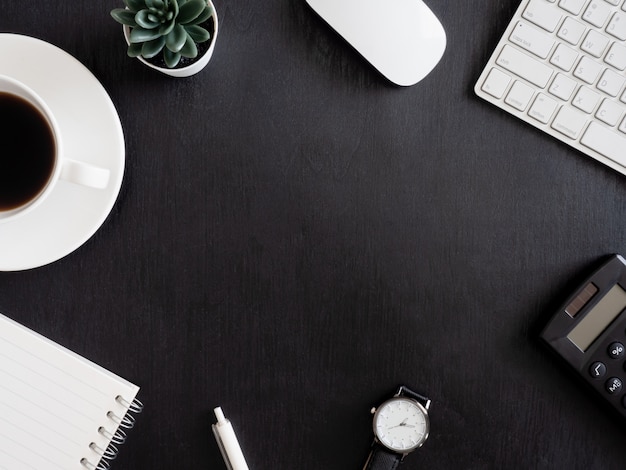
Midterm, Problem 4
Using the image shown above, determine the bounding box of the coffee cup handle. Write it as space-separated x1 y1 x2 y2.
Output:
59 159 110 189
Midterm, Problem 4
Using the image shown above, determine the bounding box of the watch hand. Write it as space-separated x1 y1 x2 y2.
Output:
388 419 415 429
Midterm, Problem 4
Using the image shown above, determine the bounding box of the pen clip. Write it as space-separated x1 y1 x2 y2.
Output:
212 424 234 470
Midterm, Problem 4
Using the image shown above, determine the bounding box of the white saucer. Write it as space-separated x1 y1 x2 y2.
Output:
0 34 125 271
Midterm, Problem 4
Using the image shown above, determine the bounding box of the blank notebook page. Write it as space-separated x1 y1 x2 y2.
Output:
0 312 141 470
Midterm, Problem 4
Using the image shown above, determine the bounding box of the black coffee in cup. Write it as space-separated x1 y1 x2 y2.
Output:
0 92 56 211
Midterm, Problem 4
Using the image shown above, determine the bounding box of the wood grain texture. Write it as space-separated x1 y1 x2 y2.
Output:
2 0 626 468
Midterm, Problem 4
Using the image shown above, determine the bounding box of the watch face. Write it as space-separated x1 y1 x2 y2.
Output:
372 397 429 453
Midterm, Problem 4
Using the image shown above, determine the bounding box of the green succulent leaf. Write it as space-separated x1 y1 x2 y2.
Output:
177 0 206 24
185 4 211 26
127 42 143 57
183 24 209 43
180 33 198 58
165 24 187 52
145 0 165 9
178 0 188 6
159 19 176 36
111 9 137 26
163 48 181 68
123 0 146 13
141 36 167 58
129 26 163 43
135 10 160 29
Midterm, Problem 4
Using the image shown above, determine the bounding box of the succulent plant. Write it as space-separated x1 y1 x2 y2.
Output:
111 0 213 68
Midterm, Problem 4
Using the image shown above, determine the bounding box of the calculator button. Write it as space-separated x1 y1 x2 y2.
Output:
608 342 625 359
606 377 622 394
590 361 607 378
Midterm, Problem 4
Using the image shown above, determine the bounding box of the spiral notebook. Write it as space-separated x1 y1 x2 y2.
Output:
0 312 142 470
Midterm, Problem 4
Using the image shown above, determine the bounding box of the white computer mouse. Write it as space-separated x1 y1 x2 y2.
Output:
305 0 446 86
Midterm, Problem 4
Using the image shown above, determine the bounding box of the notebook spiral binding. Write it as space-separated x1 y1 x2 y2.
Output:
80 396 144 470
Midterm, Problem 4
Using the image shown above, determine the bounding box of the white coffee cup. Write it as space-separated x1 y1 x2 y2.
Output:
0 75 110 224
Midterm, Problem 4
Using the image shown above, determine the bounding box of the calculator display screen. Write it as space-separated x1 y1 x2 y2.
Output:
567 284 626 352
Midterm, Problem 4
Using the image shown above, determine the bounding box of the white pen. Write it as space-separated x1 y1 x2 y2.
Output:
212 407 250 470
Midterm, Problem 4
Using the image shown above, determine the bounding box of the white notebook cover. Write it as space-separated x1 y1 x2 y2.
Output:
0 312 141 470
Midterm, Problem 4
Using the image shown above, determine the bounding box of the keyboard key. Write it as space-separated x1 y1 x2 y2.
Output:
559 0 587 16
481 68 511 98
529 93 559 123
596 98 624 126
581 122 626 164
510 22 555 59
581 30 610 57
497 45 553 87
552 106 588 139
607 11 626 40
549 73 578 100
573 86 601 113
574 56 603 84
605 42 626 70
551 43 579 71
619 117 626 133
505 80 535 110
597 69 626 96
550 43 579 71
583 1 612 27
523 0 563 32
558 17 587 45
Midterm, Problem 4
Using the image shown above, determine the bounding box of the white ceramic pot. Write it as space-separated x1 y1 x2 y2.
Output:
123 0 218 78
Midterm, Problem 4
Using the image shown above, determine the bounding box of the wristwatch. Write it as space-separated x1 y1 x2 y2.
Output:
362 385 431 470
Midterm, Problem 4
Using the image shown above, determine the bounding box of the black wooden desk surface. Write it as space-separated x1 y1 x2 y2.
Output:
2 1 626 468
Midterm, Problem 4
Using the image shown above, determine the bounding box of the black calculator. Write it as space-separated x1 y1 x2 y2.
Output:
541 254 626 420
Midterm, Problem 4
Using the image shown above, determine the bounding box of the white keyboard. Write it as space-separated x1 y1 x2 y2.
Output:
475 0 626 175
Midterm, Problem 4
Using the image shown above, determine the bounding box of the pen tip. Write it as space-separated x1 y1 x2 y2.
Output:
214 406 226 423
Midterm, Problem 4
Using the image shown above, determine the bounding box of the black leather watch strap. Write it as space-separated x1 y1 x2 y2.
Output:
363 445 402 470
397 385 430 408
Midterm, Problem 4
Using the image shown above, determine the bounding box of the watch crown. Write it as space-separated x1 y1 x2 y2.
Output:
370 407 376 414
